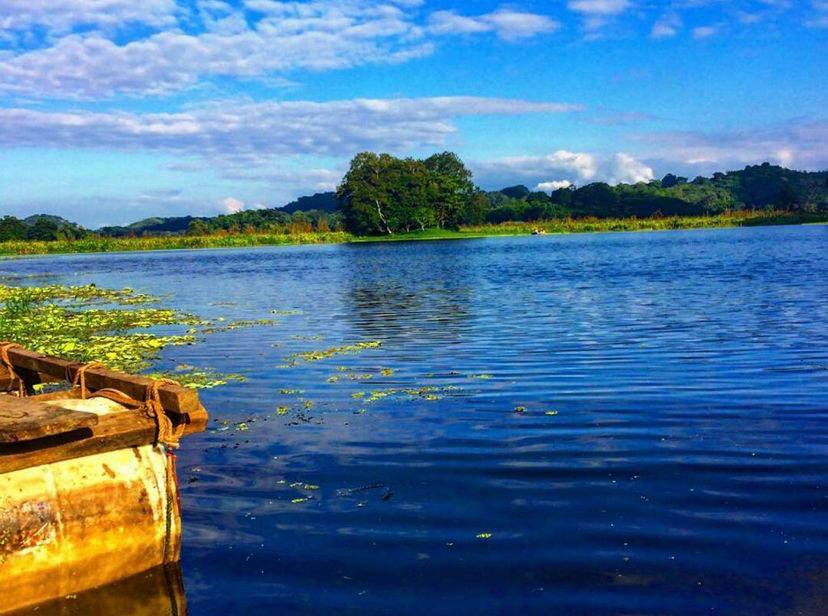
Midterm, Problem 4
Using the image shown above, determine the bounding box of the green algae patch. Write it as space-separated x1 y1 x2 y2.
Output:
148 368 247 389
359 386 460 405
286 340 382 364
0 282 265 388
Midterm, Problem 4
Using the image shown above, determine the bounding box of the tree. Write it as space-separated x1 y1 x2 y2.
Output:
26 218 60 241
500 185 531 200
661 174 687 188
337 152 397 235
186 219 210 236
0 216 27 241
461 191 489 225
423 152 474 229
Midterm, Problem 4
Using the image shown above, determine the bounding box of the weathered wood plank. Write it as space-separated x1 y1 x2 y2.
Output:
0 396 98 444
3 347 201 418
0 407 156 474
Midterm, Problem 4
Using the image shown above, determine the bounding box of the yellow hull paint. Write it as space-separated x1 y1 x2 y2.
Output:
0 443 180 614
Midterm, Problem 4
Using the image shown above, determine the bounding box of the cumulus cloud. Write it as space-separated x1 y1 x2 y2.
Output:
0 1 562 99
609 153 654 183
429 8 560 41
536 180 572 193
220 196 245 214
0 96 581 161
567 0 631 16
631 120 828 174
0 0 177 35
0 9 432 99
692 25 719 39
472 149 652 188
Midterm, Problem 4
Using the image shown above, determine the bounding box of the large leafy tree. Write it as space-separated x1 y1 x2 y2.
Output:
337 152 398 235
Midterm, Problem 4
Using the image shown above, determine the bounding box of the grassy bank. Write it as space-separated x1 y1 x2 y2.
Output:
1 211 825 257
0 231 352 256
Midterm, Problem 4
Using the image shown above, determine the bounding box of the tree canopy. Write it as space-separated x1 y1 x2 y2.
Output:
337 151 474 235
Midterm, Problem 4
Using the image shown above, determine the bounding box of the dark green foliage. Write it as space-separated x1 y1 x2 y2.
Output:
481 163 826 224
6 160 827 242
705 162 827 212
0 216 27 241
281 192 337 214
186 219 210 236
423 152 475 230
13 214 88 241
338 151 475 235
500 185 531 200
99 216 198 237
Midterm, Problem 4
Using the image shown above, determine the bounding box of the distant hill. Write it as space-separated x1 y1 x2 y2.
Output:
98 216 203 237
19 214 87 240
24 214 78 228
280 192 337 214
96 192 338 236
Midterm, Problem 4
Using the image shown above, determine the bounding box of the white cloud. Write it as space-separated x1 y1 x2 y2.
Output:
0 0 177 34
0 97 582 161
220 196 245 214
692 25 718 39
567 0 631 16
474 150 654 188
651 14 682 38
0 1 561 99
609 153 654 183
631 120 828 173
536 180 573 193
429 8 559 41
0 19 432 99
805 0 828 27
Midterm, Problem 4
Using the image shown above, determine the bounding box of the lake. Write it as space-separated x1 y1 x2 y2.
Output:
4 225 828 615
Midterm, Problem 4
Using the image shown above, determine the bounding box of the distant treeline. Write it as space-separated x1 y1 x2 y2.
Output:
2 156 826 241
337 153 828 235
0 214 88 242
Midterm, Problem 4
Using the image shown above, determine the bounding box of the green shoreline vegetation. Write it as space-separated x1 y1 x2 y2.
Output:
0 211 825 257
1 154 825 257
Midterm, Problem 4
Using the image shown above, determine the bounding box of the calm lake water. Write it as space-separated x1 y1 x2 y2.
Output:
4 225 828 615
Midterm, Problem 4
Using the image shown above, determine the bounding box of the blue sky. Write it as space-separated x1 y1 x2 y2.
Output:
0 0 825 226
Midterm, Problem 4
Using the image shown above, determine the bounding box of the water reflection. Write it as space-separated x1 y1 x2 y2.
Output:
341 242 473 341
9 565 186 616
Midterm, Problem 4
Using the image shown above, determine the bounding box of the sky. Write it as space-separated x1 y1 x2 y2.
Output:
0 0 825 227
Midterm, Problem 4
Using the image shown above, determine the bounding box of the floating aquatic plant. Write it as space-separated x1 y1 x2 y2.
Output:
0 282 270 388
286 340 382 364
352 386 460 405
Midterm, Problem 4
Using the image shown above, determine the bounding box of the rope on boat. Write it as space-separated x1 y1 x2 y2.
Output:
70 360 107 399
71 361 184 562
0 341 26 397
70 361 185 449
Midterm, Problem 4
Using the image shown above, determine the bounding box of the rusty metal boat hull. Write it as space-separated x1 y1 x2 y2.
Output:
0 442 181 614
0 347 207 614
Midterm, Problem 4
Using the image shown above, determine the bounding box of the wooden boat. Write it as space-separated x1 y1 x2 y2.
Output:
0 344 207 614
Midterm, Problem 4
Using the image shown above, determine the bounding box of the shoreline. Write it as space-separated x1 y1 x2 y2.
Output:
1 212 826 259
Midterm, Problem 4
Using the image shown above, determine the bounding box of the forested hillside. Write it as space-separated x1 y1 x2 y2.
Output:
337 154 827 235
2 158 825 241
